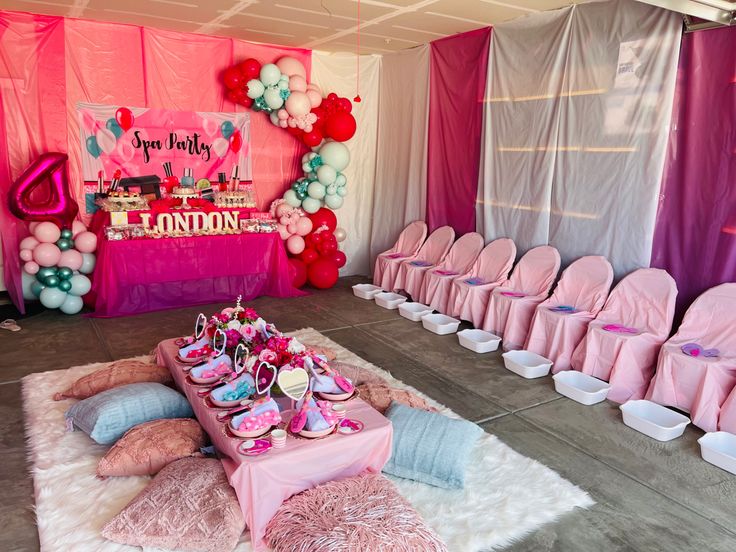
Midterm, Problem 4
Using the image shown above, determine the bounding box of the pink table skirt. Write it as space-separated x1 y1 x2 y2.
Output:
88 232 305 317
157 339 393 551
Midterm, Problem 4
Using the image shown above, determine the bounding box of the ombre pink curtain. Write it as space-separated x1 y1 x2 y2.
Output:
426 27 491 235
650 27 736 314
0 10 310 313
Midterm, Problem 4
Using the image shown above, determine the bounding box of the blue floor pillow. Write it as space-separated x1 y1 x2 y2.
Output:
383 401 483 489
65 382 193 445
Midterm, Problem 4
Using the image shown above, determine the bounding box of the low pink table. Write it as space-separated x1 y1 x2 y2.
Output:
157 339 393 551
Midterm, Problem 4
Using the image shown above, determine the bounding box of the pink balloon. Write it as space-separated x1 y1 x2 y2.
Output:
276 56 307 79
286 234 306 255
285 92 311 117
20 249 33 262
279 120 288 128
307 89 323 108
33 242 62 267
34 221 61 243
28 222 39 234
74 231 98 254
58 249 83 271
24 261 40 275
279 215 289 226
287 223 297 234
295 216 313 236
277 224 291 241
19 236 39 251
71 220 87 237
275 203 292 218
289 75 308 93
277 109 289 121
307 83 322 93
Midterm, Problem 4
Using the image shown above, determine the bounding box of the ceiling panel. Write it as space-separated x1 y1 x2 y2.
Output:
0 0 581 53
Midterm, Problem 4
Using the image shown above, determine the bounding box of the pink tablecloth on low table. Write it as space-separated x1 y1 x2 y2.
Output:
88 232 305 317
156 339 393 551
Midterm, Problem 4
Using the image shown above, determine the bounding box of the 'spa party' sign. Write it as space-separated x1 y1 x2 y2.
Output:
76 102 251 183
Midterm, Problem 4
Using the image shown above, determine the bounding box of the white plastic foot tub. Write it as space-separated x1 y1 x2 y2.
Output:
502 350 553 379
374 292 407 310
457 329 501 353
398 302 434 322
698 432 736 475
619 400 690 441
352 283 383 300
421 313 461 335
552 371 611 405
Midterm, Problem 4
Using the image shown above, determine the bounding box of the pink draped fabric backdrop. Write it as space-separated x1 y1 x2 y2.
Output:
650 27 736 314
426 27 491 235
0 10 311 313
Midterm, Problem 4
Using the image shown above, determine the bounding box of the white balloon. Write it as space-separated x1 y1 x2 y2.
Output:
79 253 96 274
307 181 326 199
319 141 350 172
213 137 229 158
269 112 281 126
301 197 321 214
69 274 92 296
60 293 84 315
335 174 347 186
334 227 347 242
96 128 117 154
337 186 348 197
283 189 301 207
325 194 344 209
264 87 284 110
302 162 312 173
246 79 265 99
260 64 281 86
317 165 337 186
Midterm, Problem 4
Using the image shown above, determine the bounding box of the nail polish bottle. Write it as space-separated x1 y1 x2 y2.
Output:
162 162 179 194
181 167 195 187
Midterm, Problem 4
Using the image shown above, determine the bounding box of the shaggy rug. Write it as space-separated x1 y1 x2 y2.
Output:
23 328 593 552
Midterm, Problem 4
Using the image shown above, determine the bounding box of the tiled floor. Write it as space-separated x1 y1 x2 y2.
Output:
2 276 735 551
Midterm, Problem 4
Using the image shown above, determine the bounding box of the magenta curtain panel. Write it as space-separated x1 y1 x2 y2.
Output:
651 27 736 312
426 27 491 235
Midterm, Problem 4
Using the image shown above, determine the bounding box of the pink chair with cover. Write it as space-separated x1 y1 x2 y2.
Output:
419 232 484 310
570 268 677 404
447 238 516 327
718 384 736 433
393 226 455 296
525 256 613 373
482 245 561 350
373 221 427 291
645 283 736 432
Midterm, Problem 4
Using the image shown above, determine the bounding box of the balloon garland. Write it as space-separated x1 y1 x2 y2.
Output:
9 154 97 314
222 56 356 289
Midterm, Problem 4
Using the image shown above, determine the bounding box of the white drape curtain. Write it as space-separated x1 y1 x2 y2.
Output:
370 44 430 267
311 51 381 276
476 0 681 277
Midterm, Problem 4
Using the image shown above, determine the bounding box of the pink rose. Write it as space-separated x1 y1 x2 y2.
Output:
259 349 277 363
240 325 257 340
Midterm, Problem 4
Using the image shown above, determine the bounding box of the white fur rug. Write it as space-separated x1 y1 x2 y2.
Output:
23 328 592 552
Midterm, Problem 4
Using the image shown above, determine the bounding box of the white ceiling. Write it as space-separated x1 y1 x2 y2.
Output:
1 0 581 53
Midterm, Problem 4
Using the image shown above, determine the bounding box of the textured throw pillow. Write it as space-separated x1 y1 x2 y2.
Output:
265 474 447 552
305 344 337 361
331 361 386 386
97 418 207 477
357 383 437 415
102 457 245 552
383 402 483 489
53 359 172 401
65 382 193 445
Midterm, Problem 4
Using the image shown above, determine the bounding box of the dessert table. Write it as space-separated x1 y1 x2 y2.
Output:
156 339 393 551
87 231 305 317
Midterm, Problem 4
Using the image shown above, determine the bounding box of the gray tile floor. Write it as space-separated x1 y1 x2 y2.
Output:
2 276 735 551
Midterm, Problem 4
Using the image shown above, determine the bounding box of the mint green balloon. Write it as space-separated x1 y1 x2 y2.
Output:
69 274 92 296
37 267 56 281
58 280 72 292
60 228 73 240
39 287 66 309
301 197 321 214
283 189 301 208
56 238 73 251
60 293 83 315
307 181 326 199
58 267 74 280
45 275 60 288
31 282 45 297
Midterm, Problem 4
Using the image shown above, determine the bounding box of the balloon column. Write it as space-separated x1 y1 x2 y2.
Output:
222 56 356 289
9 154 96 314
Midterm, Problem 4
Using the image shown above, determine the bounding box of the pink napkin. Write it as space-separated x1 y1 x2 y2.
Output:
681 343 720 358
501 291 526 298
409 260 433 267
435 270 458 276
464 277 485 286
602 324 639 334
386 253 406 259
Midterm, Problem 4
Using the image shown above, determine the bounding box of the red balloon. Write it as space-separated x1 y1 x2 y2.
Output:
8 153 79 227
286 126 303 138
230 131 242 153
309 231 323 244
223 67 243 90
300 248 319 265
115 107 134 132
330 250 347 268
307 258 339 289
240 96 254 108
302 129 323 147
318 239 337 255
327 93 338 101
325 111 356 142
288 258 308 288
308 207 338 233
239 58 262 80
227 88 246 104
338 97 353 113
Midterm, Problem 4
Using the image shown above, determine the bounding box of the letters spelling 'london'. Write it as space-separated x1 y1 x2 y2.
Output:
131 131 212 163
